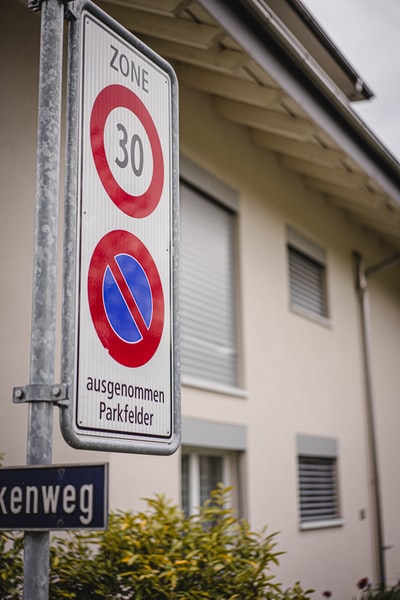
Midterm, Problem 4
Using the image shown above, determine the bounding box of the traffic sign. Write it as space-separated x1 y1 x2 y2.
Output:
87 229 164 368
0 464 108 530
61 1 180 454
90 84 164 218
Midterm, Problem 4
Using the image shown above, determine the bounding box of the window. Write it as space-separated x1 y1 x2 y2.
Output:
181 449 239 517
181 417 246 517
298 456 338 522
181 452 224 517
180 159 239 388
287 227 329 320
297 435 343 529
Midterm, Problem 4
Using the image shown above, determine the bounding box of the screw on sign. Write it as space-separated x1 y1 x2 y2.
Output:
90 84 164 218
87 230 164 368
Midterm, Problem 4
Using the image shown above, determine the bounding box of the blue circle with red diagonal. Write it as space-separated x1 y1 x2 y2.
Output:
87 230 164 367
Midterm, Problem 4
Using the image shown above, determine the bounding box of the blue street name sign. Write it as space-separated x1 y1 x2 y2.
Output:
0 463 108 530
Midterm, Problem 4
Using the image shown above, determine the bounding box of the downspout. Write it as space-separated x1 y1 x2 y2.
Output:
353 251 400 587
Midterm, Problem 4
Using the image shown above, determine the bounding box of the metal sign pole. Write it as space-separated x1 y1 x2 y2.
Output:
24 0 64 597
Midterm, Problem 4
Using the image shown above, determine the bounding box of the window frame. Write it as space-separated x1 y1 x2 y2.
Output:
181 417 246 518
287 226 331 327
181 449 229 517
296 434 344 530
180 156 244 394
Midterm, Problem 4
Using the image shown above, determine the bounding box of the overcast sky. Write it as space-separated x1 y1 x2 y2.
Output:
302 0 400 162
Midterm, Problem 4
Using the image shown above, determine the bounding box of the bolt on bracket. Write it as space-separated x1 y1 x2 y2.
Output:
28 0 43 11
13 383 69 407
28 0 75 15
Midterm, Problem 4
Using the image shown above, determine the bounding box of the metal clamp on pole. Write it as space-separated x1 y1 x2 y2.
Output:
28 0 43 10
28 0 74 13
13 384 69 407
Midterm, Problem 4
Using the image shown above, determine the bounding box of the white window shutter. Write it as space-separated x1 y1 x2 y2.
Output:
180 181 237 386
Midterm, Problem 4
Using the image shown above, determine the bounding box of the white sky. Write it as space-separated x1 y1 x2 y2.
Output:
302 0 400 162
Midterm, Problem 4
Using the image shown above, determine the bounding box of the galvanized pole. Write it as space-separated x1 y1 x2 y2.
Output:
24 0 64 598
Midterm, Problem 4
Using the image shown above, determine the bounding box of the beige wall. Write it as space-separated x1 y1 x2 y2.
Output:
2 0 400 596
179 84 400 593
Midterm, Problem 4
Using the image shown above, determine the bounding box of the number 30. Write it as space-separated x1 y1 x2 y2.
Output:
115 122 144 177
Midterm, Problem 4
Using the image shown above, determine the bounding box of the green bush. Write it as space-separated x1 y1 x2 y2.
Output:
0 530 24 600
0 452 24 600
359 582 400 599
1 487 313 599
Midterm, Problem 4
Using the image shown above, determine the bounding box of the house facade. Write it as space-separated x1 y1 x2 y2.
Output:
2 0 400 597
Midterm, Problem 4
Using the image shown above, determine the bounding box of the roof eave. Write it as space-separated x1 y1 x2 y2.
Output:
198 0 400 203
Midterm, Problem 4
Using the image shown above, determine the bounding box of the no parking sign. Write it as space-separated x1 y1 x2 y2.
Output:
88 230 164 368
61 1 180 454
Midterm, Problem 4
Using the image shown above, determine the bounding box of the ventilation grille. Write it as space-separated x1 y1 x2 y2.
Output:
289 246 327 317
299 456 339 522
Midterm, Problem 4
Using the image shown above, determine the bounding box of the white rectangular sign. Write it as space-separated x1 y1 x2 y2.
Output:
61 2 180 454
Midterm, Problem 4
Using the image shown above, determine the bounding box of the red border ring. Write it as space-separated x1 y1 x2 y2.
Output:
90 84 164 218
88 230 164 368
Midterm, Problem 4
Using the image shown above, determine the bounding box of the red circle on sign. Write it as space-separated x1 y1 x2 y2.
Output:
90 84 164 218
88 230 164 367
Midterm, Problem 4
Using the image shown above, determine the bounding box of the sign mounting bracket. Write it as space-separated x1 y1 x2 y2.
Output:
28 0 74 15
13 383 69 407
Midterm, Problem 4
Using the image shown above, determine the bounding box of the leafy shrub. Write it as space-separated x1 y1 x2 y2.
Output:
0 452 24 600
359 582 400 599
0 530 24 600
49 487 311 599
0 487 313 599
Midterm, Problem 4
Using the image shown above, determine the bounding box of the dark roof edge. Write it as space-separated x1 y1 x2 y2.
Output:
285 0 373 101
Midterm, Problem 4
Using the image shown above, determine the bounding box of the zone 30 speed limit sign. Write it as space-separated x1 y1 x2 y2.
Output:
61 0 180 455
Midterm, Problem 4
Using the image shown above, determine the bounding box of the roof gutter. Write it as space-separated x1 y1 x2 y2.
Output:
285 0 373 102
198 0 400 202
